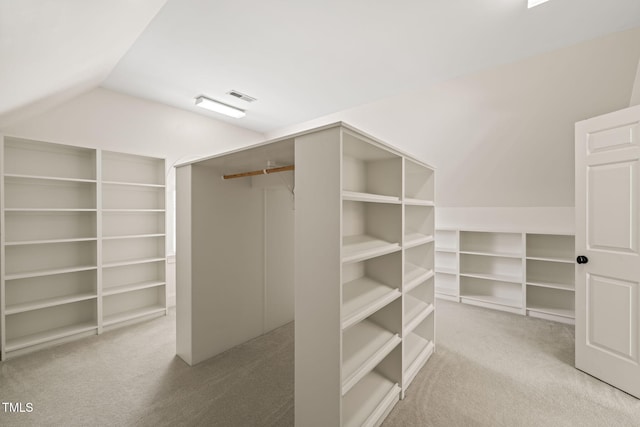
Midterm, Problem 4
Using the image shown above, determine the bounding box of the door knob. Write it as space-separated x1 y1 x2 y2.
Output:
577 255 589 264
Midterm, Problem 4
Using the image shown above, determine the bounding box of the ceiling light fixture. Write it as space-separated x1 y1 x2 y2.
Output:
528 0 550 8
195 96 246 118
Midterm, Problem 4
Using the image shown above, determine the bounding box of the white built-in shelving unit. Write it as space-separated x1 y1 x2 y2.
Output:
296 125 435 426
1 137 167 359
434 229 575 324
176 122 435 427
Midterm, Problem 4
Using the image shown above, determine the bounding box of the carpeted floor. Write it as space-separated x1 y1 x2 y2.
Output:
0 300 638 426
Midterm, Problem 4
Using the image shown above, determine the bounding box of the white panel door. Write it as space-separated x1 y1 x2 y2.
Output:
575 104 640 398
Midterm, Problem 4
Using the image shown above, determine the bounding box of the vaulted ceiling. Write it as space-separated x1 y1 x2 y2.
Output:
2 0 640 132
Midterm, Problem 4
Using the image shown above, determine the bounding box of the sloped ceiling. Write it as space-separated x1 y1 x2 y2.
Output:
0 0 167 125
2 0 640 132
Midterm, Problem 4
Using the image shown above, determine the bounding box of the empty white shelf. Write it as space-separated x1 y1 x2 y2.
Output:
3 173 96 183
342 320 401 395
342 235 400 264
102 209 165 213
343 371 400 427
403 198 434 206
5 293 97 315
102 180 165 188
404 232 434 249
4 208 97 212
5 265 98 281
459 272 521 284
526 281 574 291
459 250 521 259
342 277 400 330
526 305 575 319
103 281 166 297
102 233 166 241
404 295 434 335
526 256 573 264
5 322 97 352
5 237 97 246
460 294 521 308
102 257 166 269
342 190 401 204
403 333 435 388
103 305 166 327
435 247 457 253
435 266 457 275
404 263 434 292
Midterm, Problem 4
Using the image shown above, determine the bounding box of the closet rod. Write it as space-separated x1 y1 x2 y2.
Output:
222 164 295 180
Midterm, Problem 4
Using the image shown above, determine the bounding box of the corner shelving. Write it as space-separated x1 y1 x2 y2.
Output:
435 229 459 300
342 252 402 329
434 228 575 323
1 137 167 359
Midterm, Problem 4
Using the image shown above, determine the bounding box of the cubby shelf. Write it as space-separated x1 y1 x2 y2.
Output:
436 228 575 323
435 266 457 275
404 296 434 335
342 278 401 330
404 265 434 293
404 233 434 249
403 333 434 386
1 137 167 359
342 371 401 427
341 320 401 395
342 235 400 264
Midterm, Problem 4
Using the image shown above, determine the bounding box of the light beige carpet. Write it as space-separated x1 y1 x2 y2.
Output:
385 300 640 427
1 301 639 426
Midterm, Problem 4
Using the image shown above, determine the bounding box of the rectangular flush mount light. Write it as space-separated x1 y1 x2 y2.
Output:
528 0 550 7
195 96 245 118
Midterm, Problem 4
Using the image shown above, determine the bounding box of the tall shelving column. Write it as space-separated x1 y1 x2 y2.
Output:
101 151 167 330
1 137 99 359
402 159 435 393
525 233 575 324
435 228 459 300
341 130 403 427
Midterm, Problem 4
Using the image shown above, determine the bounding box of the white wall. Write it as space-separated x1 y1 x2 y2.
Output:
267 27 640 221
1 87 264 305
631 57 640 106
